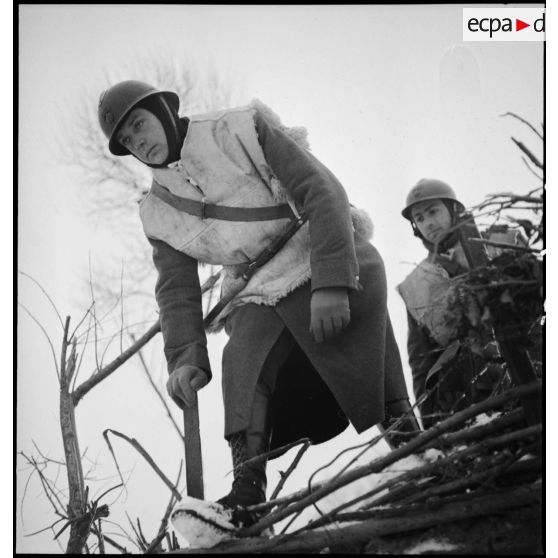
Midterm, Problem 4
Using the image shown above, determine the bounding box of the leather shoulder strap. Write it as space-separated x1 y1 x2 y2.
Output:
151 180 294 222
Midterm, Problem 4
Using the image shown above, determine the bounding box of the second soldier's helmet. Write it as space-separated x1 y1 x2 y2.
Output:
98 80 179 155
402 178 465 221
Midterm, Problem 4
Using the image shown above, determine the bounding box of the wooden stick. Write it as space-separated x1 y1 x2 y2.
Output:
183 394 204 499
296 424 541 530
400 455 541 506
102 429 182 501
59 318 88 553
168 484 540 554
238 382 541 537
269 440 311 501
426 408 525 448
467 237 542 253
72 321 161 406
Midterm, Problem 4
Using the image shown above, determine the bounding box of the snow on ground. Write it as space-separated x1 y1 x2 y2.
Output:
169 430 497 549
319 449 445 513
403 538 461 554
278 444 446 533
469 411 501 427
171 496 237 549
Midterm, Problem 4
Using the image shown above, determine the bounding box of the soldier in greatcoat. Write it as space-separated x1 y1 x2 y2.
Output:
397 179 525 429
98 80 420 526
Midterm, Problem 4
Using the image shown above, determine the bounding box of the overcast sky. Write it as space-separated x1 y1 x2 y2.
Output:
16 4 548 553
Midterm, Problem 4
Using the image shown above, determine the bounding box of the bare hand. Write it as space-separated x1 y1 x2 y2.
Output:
310 287 351 343
166 365 209 409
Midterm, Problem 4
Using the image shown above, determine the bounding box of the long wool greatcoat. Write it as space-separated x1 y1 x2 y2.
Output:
147 109 410 452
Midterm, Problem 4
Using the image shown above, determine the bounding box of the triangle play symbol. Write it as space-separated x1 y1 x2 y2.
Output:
516 19 530 31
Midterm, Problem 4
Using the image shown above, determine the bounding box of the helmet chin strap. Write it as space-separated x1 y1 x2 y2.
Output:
128 95 187 169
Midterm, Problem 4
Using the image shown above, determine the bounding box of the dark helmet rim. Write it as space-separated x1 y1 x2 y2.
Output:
402 196 465 220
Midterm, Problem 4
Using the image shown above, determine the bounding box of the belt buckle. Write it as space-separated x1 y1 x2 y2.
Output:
241 261 259 282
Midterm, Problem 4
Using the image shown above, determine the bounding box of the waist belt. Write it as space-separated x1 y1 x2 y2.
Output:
151 180 295 221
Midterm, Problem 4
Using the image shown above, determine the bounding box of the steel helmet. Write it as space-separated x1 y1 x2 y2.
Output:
98 80 180 155
402 178 465 220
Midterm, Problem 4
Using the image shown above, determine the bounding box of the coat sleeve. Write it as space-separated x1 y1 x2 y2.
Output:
406 311 438 405
149 237 212 380
252 109 360 293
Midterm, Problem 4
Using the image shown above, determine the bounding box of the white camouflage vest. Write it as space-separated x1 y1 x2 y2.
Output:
139 100 371 326
396 227 524 346
396 259 461 347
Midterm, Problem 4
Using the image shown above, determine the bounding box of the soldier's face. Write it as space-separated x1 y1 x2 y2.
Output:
116 108 169 165
411 199 453 243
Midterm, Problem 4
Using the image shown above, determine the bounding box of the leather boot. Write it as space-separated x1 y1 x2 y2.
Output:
216 386 270 527
379 398 422 449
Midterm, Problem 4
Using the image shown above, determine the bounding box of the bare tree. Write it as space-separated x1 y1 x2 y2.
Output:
56 54 235 316
18 55 237 553
18 270 221 553
19 99 543 553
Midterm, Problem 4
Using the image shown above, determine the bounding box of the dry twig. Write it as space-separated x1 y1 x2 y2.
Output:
239 382 540 538
102 428 182 501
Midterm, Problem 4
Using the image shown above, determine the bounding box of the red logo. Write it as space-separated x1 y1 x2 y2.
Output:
516 19 530 31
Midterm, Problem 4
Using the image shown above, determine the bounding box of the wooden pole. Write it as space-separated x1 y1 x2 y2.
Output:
183 394 204 499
